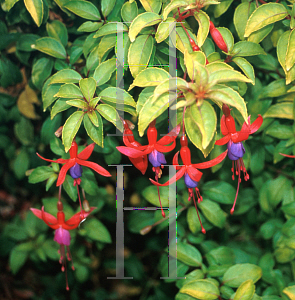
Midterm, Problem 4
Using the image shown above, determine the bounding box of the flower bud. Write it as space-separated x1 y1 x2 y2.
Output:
209 21 228 53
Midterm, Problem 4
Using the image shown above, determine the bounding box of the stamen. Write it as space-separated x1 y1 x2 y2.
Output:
192 192 206 234
156 178 165 218
76 185 83 214
230 160 241 215
231 161 235 180
66 246 75 271
188 188 193 201
195 188 203 203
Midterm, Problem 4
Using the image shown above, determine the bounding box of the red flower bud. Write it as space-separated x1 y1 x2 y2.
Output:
209 21 228 53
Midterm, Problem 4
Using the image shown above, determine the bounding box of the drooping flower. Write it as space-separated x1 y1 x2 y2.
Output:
37 140 111 186
150 135 228 233
31 200 95 290
117 119 180 217
215 104 263 214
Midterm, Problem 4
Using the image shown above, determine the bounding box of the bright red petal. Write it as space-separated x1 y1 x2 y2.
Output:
149 167 186 186
77 143 95 160
249 115 263 134
41 206 59 229
117 146 150 158
77 159 111 177
155 141 176 153
220 115 228 136
215 135 230 146
172 151 181 170
129 155 148 175
192 150 228 169
64 207 96 229
157 124 180 145
36 153 68 164
187 166 203 182
231 131 249 143
280 153 295 158
56 160 76 186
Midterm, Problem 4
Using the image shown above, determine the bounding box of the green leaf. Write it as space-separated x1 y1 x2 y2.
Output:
129 12 161 42
232 57 255 84
222 264 262 288
180 279 220 300
50 69 82 85
263 103 293 120
14 117 34 146
32 57 54 90
202 181 236 205
247 23 273 44
208 84 248 122
260 79 288 98
24 0 43 27
155 17 176 43
55 83 84 99
32 37 66 59
234 2 255 41
209 69 252 85
139 0 161 13
231 41 266 57
142 185 169 207
198 199 226 228
63 175 78 201
63 1 101 20
81 218 112 243
101 0 116 17
93 58 116 86
62 111 84 152
77 21 102 32
99 87 136 107
184 50 207 82
194 10 210 47
162 0 188 20
129 67 170 90
137 86 155 114
14 148 30 179
121 1 138 23
9 245 29 274
51 99 71 119
176 242 203 267
46 20 68 47
234 280 255 300
214 0 234 18
207 247 235 265
218 27 234 53
176 26 196 54
79 77 96 101
283 285 295 300
96 104 123 132
83 111 103 147
128 35 154 78
29 166 55 183
244 3 288 37
286 29 295 71
93 23 128 38
66 99 88 109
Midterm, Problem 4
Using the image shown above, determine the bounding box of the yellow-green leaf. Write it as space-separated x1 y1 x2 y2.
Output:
286 29 295 71
194 10 209 47
263 103 293 120
24 0 43 27
234 280 255 300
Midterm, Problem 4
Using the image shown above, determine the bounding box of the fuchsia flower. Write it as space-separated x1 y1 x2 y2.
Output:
37 140 111 186
150 135 228 234
117 120 180 217
31 201 95 290
215 104 263 214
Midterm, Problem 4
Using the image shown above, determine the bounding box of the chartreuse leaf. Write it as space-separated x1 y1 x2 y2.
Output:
99 87 136 107
55 83 84 99
180 279 220 300
32 37 66 59
96 104 123 132
207 84 248 121
234 280 255 300
121 1 138 23
189 102 216 149
66 99 88 109
175 242 202 267
142 185 169 206
101 0 116 17
155 17 176 43
218 27 234 53
202 181 236 204
137 87 155 114
50 69 82 84
247 23 273 44
198 199 226 228
222 264 262 288
283 285 295 300
184 50 207 81
77 21 102 32
63 1 101 20
286 29 295 71
176 26 196 54
231 41 266 57
244 3 288 37
206 62 233 73
129 12 161 42
129 67 170 90
83 111 103 147
51 99 71 119
162 0 188 20
24 0 43 27
138 93 170 136
62 111 84 152
234 2 255 41
184 106 216 157
263 103 293 120
79 77 96 101
232 57 255 84
46 20 68 47
139 0 161 13
93 23 128 38
209 69 252 85
277 31 295 84
93 58 116 86
128 35 154 78
194 10 209 47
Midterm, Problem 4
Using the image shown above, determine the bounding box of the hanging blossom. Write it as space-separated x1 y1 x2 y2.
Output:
215 104 263 214
150 135 228 234
31 199 95 290
117 119 180 217
37 141 111 187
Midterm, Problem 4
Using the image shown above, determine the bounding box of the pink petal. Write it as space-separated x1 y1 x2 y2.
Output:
116 146 149 158
54 227 71 246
